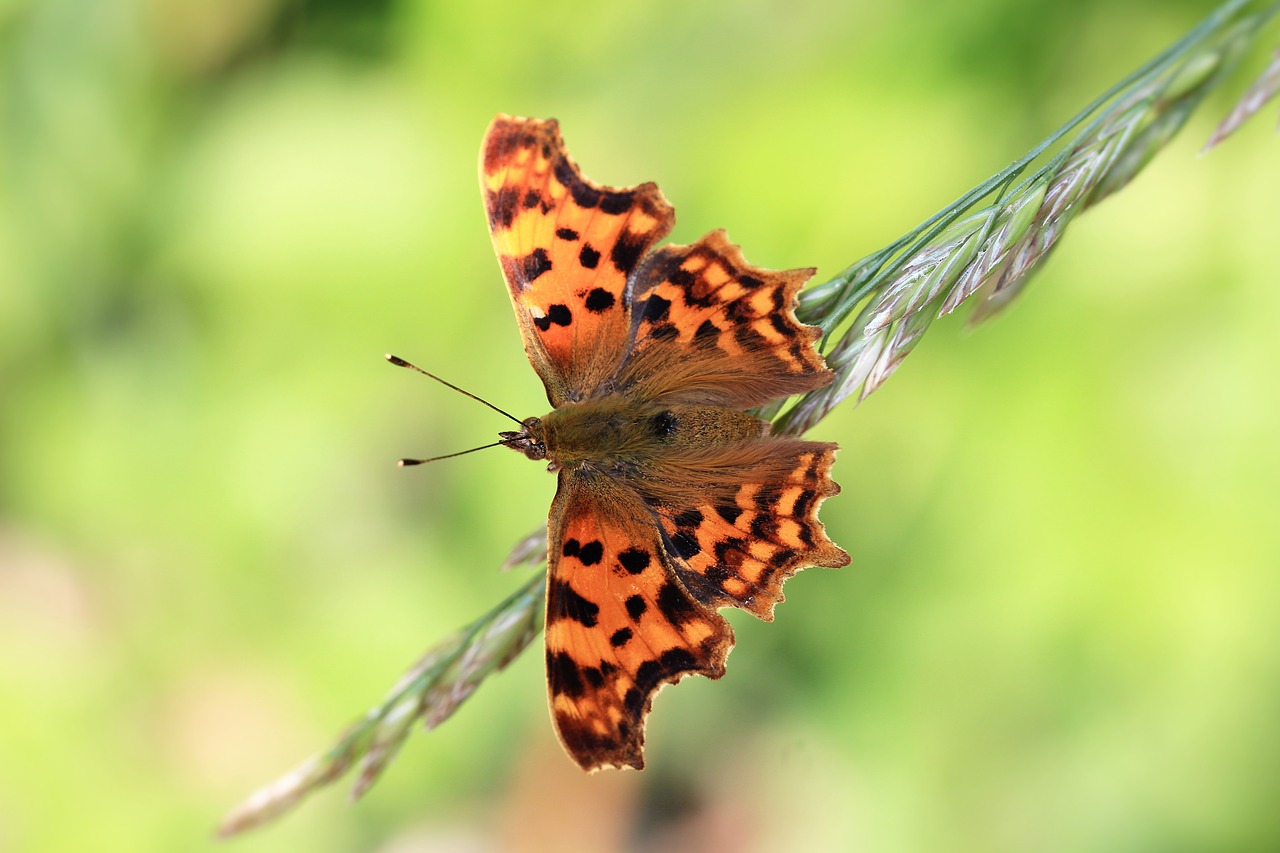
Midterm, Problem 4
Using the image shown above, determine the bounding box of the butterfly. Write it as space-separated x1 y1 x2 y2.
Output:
481 115 850 771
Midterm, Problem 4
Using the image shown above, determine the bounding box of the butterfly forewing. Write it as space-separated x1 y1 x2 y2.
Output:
481 116 675 405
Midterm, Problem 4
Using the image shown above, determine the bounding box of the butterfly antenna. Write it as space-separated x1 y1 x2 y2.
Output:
398 441 507 467
385 353 523 425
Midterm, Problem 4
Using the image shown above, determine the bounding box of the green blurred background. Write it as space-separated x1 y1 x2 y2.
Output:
2 0 1278 850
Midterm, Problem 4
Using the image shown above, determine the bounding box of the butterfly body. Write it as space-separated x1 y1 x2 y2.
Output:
503 398 768 472
482 115 849 771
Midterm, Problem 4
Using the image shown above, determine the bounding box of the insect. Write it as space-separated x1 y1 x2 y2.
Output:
480 115 849 771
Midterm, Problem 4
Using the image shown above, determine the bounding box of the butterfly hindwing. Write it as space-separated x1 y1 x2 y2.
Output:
545 469 733 771
481 116 675 405
645 440 849 621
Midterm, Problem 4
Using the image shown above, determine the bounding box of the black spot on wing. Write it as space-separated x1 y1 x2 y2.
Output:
656 582 698 626
722 299 750 323
769 547 797 568
617 548 650 575
625 594 646 621
599 191 633 215
548 650 585 698
577 540 604 566
556 227 580 241
715 505 743 525
632 646 701 699
533 303 572 332
649 323 678 342
669 530 700 560
634 659 662 693
669 266 695 288
715 538 747 569
673 509 704 529
515 247 551 283
611 232 646 275
579 243 601 269
769 284 787 311
488 188 519 229
750 515 779 540
554 158 601 209
705 564 730 584
584 288 615 313
642 294 671 323
549 578 599 628
571 182 601 209
609 627 633 647
660 647 696 672
553 157 575 189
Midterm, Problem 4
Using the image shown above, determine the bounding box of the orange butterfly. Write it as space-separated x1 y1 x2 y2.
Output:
481 115 849 771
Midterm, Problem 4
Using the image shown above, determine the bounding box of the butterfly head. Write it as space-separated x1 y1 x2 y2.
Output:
499 416 548 463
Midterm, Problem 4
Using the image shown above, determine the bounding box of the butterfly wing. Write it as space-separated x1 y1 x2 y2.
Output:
544 467 733 771
481 115 675 405
642 438 849 621
617 228 831 409
482 118 850 769
602 229 849 617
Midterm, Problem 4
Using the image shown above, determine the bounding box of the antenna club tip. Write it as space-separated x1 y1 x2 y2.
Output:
385 356 523 425
397 458 423 467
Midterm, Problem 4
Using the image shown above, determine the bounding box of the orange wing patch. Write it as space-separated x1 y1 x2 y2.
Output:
650 441 849 621
482 116 675 405
545 472 733 771
617 229 832 409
